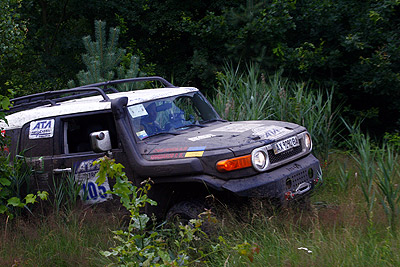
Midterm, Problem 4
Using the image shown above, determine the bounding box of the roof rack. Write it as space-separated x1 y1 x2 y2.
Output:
5 76 176 114
7 87 111 114
79 76 176 89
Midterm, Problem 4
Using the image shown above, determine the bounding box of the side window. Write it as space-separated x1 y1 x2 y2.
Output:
63 113 118 154
20 119 55 157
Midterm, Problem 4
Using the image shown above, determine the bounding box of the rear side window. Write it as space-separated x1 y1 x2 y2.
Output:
20 119 55 157
62 113 118 154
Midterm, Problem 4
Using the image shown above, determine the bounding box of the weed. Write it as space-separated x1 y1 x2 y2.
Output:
94 156 260 266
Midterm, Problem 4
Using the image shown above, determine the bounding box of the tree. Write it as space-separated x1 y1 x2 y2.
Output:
0 0 26 72
69 20 146 91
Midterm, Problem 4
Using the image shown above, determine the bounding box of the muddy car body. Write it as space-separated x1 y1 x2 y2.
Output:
1 77 321 218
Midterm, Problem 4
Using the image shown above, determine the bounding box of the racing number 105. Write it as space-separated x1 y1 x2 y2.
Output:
81 181 107 200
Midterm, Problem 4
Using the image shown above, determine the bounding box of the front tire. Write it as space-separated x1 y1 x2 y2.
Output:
166 200 205 224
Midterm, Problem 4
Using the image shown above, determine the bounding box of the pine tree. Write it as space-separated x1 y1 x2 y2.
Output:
68 20 145 91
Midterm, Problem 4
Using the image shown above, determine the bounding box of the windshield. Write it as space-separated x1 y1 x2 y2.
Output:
127 92 220 140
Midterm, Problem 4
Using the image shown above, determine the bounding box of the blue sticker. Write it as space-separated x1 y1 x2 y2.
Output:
187 146 206 151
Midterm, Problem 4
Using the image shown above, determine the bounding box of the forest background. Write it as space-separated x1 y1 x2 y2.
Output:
1 0 400 135
2 1 400 265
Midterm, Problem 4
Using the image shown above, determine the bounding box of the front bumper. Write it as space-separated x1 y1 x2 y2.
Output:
179 153 321 202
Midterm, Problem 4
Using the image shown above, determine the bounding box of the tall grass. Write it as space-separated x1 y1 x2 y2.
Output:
212 64 340 161
213 64 272 121
50 172 82 216
0 210 117 266
345 121 400 234
206 211 400 266
376 145 400 233
2 150 400 266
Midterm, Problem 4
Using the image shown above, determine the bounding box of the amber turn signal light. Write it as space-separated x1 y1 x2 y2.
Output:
216 155 252 172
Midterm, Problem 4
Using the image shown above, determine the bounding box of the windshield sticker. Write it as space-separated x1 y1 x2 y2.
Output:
211 123 263 133
188 134 217 142
136 130 148 140
74 159 112 205
128 104 148 118
252 125 293 140
185 146 206 157
29 119 55 139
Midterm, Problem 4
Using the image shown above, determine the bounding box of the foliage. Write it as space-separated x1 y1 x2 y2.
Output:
0 0 26 74
1 0 400 132
94 156 259 266
68 20 148 91
0 0 28 98
0 154 48 218
212 64 340 161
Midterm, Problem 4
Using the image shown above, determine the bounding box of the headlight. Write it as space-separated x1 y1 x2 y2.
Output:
251 148 269 171
304 132 312 151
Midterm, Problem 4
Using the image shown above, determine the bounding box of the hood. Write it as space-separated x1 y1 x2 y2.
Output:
141 120 305 157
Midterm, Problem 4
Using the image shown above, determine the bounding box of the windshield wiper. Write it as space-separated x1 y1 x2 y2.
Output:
142 131 181 140
200 118 227 124
175 123 206 130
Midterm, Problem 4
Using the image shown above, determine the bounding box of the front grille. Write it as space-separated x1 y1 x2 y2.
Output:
288 169 309 190
268 143 303 164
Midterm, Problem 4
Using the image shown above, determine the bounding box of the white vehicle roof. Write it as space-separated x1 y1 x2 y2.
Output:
1 87 199 130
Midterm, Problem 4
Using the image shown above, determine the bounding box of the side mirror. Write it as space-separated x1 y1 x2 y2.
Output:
90 130 112 152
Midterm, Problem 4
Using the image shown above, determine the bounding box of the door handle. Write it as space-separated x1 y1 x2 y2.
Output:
53 168 72 174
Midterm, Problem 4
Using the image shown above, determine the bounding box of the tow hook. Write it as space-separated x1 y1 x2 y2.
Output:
285 182 311 201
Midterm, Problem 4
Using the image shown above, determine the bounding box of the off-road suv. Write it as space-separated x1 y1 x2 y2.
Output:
1 77 321 218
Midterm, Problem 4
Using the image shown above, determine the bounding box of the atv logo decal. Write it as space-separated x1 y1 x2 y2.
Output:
29 119 55 139
74 159 112 204
252 125 292 140
211 123 262 133
185 146 206 157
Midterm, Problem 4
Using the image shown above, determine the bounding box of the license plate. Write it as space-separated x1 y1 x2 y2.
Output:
273 136 299 154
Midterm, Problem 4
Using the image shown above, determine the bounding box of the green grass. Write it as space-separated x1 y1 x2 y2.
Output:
203 169 400 266
2 151 399 267
0 208 124 266
1 154 399 267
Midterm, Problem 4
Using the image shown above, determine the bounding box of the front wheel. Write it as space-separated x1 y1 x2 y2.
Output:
166 200 205 225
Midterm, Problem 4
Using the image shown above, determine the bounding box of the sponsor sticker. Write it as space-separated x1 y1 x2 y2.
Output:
188 134 217 141
74 159 112 204
252 125 292 140
136 130 148 140
29 119 55 139
211 123 263 133
185 146 206 157
153 147 188 153
150 153 185 160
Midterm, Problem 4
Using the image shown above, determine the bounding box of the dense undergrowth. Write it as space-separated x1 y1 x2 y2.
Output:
1 66 400 266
